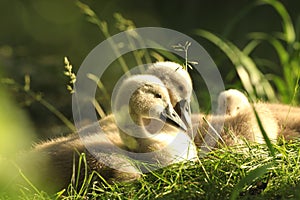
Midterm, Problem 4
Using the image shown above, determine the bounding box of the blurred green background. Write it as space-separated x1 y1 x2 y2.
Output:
0 0 299 142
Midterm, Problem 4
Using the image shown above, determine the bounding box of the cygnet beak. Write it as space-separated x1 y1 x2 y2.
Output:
160 105 187 131
174 99 192 132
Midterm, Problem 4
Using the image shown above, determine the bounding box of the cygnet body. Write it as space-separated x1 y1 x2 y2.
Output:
17 74 197 193
263 103 300 140
216 89 278 144
218 89 300 141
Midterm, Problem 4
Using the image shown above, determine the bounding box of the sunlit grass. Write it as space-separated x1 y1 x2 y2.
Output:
8 140 300 200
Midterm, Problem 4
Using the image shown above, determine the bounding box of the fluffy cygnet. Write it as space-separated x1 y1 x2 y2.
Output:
263 103 300 140
112 74 197 162
216 89 278 144
194 89 278 148
17 75 197 193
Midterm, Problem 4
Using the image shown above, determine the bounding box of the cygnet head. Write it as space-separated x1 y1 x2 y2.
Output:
217 89 250 116
146 61 193 131
113 75 187 133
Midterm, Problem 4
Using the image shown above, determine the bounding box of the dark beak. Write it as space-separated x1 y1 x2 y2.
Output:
174 99 192 132
160 106 187 131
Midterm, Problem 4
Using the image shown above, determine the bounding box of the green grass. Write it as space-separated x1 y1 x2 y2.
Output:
4 140 299 200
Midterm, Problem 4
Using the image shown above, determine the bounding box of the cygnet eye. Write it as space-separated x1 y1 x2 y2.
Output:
185 105 189 112
154 93 162 99
178 85 184 92
236 106 240 110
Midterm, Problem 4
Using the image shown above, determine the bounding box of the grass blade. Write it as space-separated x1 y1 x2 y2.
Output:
248 32 289 65
257 0 295 44
194 29 276 101
252 104 275 157
230 162 273 200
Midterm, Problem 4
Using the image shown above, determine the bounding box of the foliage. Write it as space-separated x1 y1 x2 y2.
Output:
195 0 300 104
